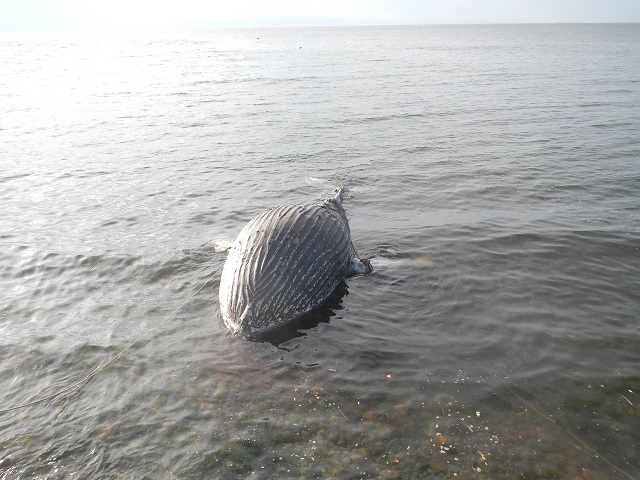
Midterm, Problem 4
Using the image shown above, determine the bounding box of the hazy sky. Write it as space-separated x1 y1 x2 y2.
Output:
1 0 640 31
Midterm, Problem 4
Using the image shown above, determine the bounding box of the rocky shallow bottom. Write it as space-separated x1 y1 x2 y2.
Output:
166 372 638 480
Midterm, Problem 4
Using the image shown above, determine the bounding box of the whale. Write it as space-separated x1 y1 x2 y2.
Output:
219 187 370 336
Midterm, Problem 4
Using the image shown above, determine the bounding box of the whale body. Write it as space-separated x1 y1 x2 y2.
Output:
219 188 368 336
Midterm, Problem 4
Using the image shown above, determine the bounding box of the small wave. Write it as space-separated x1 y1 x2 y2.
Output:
0 173 31 184
337 112 426 124
305 177 332 186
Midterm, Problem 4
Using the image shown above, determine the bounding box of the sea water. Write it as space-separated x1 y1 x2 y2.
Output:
1 24 639 478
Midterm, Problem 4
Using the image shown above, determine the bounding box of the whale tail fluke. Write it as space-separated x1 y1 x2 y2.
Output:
324 185 350 207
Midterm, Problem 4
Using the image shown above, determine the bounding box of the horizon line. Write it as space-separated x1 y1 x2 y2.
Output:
2 21 640 34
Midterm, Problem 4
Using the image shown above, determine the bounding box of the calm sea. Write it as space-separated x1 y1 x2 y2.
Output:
1 24 639 479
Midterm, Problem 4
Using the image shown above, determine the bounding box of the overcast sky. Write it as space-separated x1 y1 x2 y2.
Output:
2 0 640 31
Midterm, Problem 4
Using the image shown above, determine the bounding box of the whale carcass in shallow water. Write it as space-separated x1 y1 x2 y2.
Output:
219 187 369 336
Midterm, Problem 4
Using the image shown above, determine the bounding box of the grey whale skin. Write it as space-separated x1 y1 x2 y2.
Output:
219 188 368 336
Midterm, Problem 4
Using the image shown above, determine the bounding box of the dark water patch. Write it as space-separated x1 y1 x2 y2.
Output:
188 210 220 225
143 248 217 285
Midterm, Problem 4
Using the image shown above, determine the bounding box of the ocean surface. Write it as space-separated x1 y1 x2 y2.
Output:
1 24 639 479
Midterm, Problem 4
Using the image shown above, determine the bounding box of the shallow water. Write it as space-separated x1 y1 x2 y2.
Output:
1 24 639 479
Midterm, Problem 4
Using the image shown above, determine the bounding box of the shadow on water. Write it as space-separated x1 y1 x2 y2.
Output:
246 281 350 349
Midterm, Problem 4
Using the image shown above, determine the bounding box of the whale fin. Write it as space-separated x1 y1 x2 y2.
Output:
212 237 235 252
348 257 373 275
